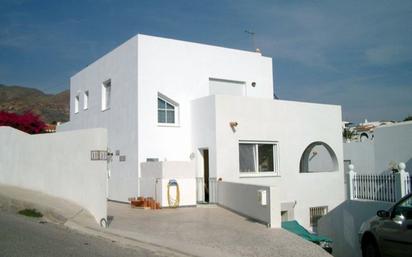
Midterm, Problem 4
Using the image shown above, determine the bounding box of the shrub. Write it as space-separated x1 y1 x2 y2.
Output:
18 208 43 218
0 111 46 134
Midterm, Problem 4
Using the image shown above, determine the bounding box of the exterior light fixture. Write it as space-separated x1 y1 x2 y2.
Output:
229 121 238 128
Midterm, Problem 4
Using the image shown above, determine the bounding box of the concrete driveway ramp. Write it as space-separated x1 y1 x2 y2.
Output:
107 202 331 257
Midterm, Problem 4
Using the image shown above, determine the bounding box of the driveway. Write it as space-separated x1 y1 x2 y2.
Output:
107 202 331 257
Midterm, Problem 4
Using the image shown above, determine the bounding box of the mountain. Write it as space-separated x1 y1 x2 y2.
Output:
0 84 69 123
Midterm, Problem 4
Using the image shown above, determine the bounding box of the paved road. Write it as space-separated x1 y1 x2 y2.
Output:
0 211 174 257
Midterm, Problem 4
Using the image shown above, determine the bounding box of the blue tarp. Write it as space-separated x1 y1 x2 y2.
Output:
281 220 332 243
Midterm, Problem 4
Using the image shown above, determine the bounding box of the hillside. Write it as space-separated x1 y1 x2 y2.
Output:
0 84 69 123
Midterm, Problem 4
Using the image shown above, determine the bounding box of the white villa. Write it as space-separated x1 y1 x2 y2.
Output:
58 34 345 230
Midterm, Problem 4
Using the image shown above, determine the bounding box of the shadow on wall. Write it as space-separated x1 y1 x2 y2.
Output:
317 200 392 257
300 141 338 173
406 158 412 175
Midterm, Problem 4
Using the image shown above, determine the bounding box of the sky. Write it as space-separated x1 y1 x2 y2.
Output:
0 0 411 123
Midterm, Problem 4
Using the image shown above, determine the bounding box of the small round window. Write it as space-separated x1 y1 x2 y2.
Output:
300 142 338 173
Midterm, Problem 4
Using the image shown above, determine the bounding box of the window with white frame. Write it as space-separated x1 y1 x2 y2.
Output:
157 93 178 125
83 90 89 110
239 142 279 175
74 94 80 114
102 80 111 111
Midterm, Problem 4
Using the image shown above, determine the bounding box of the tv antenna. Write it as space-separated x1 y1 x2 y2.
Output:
244 30 257 52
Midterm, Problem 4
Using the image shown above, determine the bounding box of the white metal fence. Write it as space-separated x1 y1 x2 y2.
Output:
196 177 217 203
196 177 204 203
349 163 411 203
406 175 412 195
351 174 397 202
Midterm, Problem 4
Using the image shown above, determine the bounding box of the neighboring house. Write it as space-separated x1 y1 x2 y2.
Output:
345 119 395 142
44 123 57 133
344 121 412 175
58 34 345 230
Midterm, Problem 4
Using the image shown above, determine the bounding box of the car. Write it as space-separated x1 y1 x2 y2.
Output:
282 220 333 254
359 192 412 257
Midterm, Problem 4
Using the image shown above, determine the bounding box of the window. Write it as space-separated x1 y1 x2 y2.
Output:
102 80 111 111
83 91 89 110
310 206 328 232
239 142 279 175
74 94 80 113
392 194 412 220
157 93 178 125
209 78 245 96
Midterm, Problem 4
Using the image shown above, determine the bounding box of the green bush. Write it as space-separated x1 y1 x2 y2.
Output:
18 208 43 218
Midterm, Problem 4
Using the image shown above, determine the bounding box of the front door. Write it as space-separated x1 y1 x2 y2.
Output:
203 149 209 203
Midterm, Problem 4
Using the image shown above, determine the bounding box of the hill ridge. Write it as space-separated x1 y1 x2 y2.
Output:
0 84 69 123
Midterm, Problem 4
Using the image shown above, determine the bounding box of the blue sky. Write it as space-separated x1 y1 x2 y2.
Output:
0 0 411 122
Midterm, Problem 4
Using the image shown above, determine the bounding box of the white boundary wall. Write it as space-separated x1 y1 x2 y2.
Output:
217 181 281 228
344 121 412 175
318 200 393 257
0 127 108 224
140 161 196 207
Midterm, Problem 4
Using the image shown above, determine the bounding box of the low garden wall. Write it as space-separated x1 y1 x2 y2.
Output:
217 181 280 228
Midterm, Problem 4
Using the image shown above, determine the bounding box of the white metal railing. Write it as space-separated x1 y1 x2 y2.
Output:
196 177 217 203
405 175 412 195
196 177 205 203
352 174 397 202
349 162 410 203
209 177 217 203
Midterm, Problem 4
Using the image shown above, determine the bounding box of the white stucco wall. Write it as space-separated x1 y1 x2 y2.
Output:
217 181 281 228
0 127 107 224
59 34 274 202
140 161 196 207
343 141 375 173
58 36 139 201
318 200 393 257
192 95 345 229
137 34 274 164
344 121 412 175
190 96 217 178
374 122 412 174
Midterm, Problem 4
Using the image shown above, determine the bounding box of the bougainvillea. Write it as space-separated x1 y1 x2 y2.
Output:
0 111 46 134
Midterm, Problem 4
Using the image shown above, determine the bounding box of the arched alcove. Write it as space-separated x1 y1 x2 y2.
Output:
360 133 369 142
300 142 338 173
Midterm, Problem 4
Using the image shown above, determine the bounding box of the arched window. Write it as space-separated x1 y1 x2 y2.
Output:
300 142 338 173
157 92 179 125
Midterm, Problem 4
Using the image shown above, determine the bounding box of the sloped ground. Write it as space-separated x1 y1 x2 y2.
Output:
0 211 171 257
107 202 332 257
0 185 331 257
